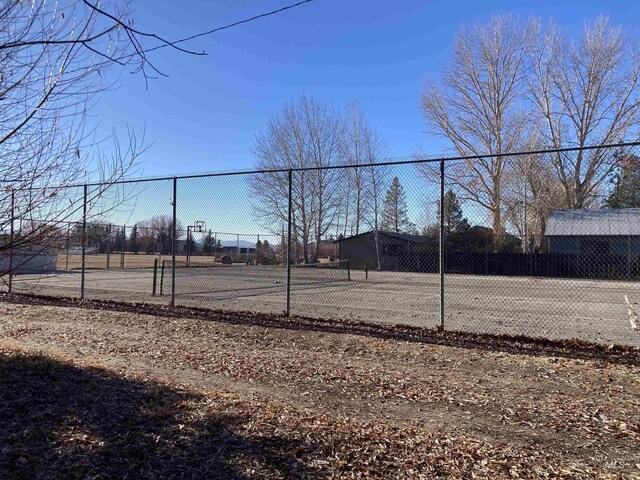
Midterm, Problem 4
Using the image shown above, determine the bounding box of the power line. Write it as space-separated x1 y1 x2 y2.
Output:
142 0 317 56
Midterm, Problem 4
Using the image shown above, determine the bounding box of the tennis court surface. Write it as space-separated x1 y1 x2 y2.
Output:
8 262 640 347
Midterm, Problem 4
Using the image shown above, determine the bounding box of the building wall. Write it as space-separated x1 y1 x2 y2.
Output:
338 233 391 270
548 236 640 256
338 233 437 271
548 237 580 254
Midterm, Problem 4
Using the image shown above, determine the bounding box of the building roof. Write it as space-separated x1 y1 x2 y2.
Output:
334 230 433 244
545 209 640 236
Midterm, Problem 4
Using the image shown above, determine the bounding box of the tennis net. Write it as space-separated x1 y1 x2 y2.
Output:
157 259 351 296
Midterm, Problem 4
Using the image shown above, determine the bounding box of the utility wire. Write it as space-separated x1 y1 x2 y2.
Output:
142 0 317 56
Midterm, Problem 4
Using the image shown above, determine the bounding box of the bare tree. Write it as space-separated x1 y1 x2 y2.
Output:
420 15 535 249
527 16 640 208
249 94 343 263
503 137 566 252
361 131 389 269
340 101 372 236
0 1 159 278
339 101 388 237
1 1 318 279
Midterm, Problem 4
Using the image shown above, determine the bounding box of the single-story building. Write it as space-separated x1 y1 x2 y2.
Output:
335 230 438 271
545 208 640 256
544 208 640 278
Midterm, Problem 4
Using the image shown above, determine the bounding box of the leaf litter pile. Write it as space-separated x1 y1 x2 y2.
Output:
0 298 639 479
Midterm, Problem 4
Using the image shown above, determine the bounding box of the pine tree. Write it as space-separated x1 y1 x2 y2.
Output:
184 234 197 254
605 154 640 208
115 226 127 252
438 189 470 234
202 230 214 255
381 177 416 233
128 224 139 254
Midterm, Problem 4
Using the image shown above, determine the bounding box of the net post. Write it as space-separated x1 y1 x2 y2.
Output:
347 259 351 281
171 178 177 307
438 160 445 332
286 169 293 317
8 190 15 294
152 258 158 296
81 184 87 300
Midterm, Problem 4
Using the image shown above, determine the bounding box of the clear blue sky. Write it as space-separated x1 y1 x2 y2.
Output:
94 0 640 176
90 0 640 232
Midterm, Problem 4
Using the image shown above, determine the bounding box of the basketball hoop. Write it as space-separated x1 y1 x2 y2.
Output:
192 220 206 233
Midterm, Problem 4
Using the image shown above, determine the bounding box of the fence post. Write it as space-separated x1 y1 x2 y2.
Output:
121 225 126 269
65 223 70 270
439 160 445 332
171 178 177 307
8 190 15 294
81 184 87 300
160 260 165 296
152 258 158 296
106 224 111 270
286 169 293 317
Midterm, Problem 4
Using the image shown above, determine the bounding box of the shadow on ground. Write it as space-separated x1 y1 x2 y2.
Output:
0 350 308 479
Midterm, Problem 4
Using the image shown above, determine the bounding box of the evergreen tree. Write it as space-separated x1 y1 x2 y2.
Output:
381 177 416 233
184 234 197 254
128 224 139 254
115 226 127 252
202 230 215 255
605 154 640 208
438 189 470 234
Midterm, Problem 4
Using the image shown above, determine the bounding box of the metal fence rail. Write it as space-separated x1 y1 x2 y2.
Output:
3 143 640 347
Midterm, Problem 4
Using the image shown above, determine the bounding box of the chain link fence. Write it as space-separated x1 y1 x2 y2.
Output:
3 143 640 347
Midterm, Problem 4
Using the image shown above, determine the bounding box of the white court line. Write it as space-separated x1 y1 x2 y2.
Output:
624 295 639 332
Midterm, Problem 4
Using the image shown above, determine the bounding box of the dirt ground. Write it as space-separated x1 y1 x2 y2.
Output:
58 253 221 270
0 298 639 479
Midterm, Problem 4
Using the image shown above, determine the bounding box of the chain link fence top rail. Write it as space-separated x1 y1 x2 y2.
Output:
2 143 640 347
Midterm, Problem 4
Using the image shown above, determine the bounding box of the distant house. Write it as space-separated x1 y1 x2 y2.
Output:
545 209 640 257
335 230 438 271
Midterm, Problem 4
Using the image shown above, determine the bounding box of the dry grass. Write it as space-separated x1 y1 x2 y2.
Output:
58 253 220 270
1 299 639 478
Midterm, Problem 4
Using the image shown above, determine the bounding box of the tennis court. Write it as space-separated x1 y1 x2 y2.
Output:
7 261 640 346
